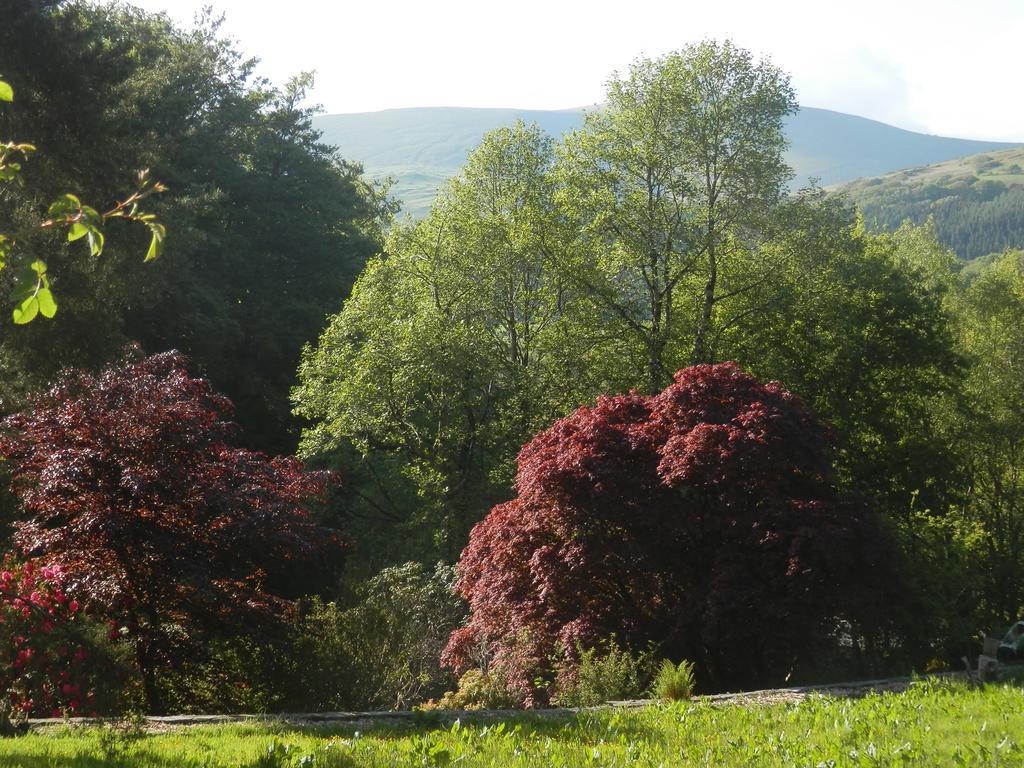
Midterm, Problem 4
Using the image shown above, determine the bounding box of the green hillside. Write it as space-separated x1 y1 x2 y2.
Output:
312 106 1021 217
840 147 1024 259
312 107 585 216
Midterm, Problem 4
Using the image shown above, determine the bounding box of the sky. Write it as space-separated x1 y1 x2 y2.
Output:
130 0 1024 142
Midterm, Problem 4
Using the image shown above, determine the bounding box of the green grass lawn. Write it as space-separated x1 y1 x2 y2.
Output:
2 679 1022 767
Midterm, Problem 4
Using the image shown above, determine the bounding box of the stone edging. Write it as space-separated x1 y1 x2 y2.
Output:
25 669 991 730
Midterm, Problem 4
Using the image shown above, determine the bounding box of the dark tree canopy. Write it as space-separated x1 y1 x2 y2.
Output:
0 2 386 452
444 363 903 704
0 350 343 712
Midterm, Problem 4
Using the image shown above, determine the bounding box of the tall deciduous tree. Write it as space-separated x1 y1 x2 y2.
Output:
0 3 385 452
949 250 1024 625
295 123 568 565
732 210 963 521
0 350 342 713
555 41 797 392
443 364 903 704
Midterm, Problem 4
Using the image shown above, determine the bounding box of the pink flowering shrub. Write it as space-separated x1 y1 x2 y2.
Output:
0 559 126 727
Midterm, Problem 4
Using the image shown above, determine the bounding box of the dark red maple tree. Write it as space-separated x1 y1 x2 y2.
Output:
0 350 343 713
443 363 903 704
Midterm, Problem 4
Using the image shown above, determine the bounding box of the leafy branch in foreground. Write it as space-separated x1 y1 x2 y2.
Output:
0 76 165 323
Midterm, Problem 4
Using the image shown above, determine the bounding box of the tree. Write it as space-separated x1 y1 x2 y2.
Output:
294 122 568 565
729 210 963 522
554 41 797 392
947 250 1024 626
0 3 384 452
443 363 903 705
0 350 342 713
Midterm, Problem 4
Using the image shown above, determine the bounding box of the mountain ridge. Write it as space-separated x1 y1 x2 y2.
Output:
312 106 1022 217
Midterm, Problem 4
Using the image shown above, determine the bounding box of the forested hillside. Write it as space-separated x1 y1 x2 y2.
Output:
312 106 1020 217
839 148 1024 260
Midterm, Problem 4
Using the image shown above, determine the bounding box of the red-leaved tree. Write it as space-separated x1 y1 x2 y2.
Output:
443 363 903 704
0 350 343 713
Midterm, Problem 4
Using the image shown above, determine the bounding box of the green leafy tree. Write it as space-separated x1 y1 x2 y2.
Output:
554 41 797 392
948 250 1024 626
295 123 566 564
735 211 963 521
0 3 383 452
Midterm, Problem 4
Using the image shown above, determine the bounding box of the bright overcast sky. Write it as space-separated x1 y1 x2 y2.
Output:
128 0 1024 142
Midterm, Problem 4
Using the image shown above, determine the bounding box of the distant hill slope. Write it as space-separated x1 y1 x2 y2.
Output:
313 106 1021 218
839 147 1024 259
312 107 585 216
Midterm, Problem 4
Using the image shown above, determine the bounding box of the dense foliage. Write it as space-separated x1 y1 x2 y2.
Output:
0 2 386 452
289 561 466 711
0 74 165 325
948 250 1024 625
1 0 1022 718
294 123 567 563
295 44 830 567
443 364 902 704
297 52 962 590
0 351 342 713
0 559 131 727
842 149 1024 260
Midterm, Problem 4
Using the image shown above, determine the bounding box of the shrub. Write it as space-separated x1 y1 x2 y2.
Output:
0 559 134 730
290 562 466 711
652 659 696 701
150 636 288 715
421 669 517 711
553 639 653 707
444 363 905 704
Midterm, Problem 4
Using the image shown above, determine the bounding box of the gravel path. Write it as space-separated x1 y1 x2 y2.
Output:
26 671 972 733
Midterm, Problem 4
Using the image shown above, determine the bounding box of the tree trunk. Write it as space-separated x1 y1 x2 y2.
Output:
692 241 717 365
136 639 165 715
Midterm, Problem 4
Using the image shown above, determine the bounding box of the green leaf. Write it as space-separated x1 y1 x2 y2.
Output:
81 205 102 226
68 222 89 242
47 194 81 217
145 223 166 262
0 81 12 102
30 259 47 276
11 275 37 303
86 228 105 257
36 288 57 318
13 295 38 324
